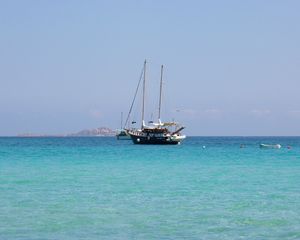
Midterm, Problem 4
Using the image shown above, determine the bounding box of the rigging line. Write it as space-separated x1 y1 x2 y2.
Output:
123 66 144 128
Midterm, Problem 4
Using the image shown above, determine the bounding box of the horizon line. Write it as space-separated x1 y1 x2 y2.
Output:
1 135 300 138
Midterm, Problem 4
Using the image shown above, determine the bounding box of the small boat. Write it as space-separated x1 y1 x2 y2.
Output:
116 112 131 140
259 144 281 149
116 129 131 140
127 60 186 145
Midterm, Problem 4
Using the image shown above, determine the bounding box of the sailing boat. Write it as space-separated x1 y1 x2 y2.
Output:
128 60 186 145
116 112 131 140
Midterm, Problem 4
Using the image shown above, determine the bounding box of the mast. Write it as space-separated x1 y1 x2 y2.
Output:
158 65 163 124
120 112 123 129
141 60 146 128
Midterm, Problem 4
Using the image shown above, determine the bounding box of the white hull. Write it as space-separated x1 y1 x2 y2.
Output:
260 144 281 149
170 134 186 142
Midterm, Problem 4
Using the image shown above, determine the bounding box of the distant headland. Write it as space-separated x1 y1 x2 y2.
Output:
17 127 116 137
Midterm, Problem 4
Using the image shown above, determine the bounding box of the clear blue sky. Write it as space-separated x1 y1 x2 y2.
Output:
1 0 300 136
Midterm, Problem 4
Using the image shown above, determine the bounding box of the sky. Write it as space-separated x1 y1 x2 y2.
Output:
0 0 300 136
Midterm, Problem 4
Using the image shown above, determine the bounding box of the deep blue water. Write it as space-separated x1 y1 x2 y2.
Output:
0 137 300 239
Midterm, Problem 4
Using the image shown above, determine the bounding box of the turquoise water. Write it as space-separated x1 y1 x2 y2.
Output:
1 137 300 239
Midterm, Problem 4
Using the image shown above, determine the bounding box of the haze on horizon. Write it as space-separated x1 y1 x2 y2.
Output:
0 0 300 136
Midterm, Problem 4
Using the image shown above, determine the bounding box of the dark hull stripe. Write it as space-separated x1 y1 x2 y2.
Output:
130 134 179 145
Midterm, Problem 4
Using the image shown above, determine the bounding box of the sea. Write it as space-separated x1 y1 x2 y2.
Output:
0 136 300 240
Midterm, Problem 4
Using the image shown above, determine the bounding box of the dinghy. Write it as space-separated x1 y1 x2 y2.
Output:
259 144 281 149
